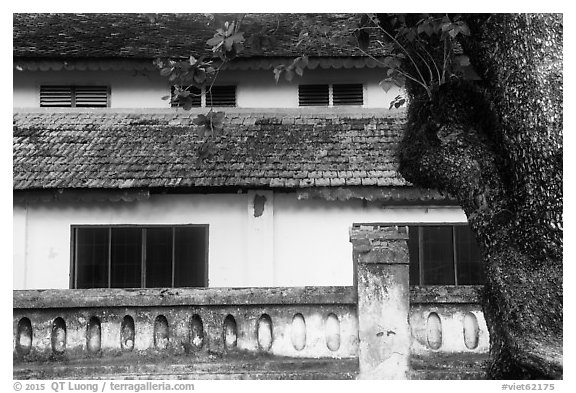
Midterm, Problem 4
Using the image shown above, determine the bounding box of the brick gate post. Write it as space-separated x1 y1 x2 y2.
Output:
350 225 410 379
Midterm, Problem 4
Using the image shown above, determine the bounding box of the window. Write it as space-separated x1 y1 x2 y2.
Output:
298 84 364 107
72 225 208 289
299 84 329 106
40 85 109 107
332 84 364 105
170 85 237 108
206 85 236 107
408 225 484 285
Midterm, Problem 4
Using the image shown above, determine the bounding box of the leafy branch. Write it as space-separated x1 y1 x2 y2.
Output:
355 13 472 100
155 16 246 142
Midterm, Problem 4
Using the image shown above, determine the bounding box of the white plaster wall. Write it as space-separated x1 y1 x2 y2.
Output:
272 194 467 287
13 205 27 289
13 70 170 109
13 67 402 109
14 194 249 289
13 192 467 290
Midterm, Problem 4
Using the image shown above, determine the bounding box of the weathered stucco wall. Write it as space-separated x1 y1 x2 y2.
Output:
13 192 467 290
13 68 401 109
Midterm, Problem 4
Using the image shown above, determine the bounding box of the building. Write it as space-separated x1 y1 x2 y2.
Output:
13 13 488 380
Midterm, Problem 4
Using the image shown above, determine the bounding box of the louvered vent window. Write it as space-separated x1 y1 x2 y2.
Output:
206 85 236 107
170 86 202 108
333 84 364 106
299 84 329 106
40 86 109 107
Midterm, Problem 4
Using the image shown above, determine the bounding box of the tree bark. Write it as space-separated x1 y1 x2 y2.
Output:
394 14 562 379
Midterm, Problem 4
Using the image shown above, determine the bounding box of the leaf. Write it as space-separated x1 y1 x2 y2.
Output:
455 55 471 67
160 67 172 77
182 99 194 111
224 37 234 51
284 69 294 82
193 69 206 84
193 114 207 126
379 79 395 93
206 36 223 47
441 22 453 32
273 67 284 83
228 32 245 44
161 95 170 101
459 23 471 36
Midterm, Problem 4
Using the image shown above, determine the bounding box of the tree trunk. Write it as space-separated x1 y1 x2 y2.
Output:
396 14 563 379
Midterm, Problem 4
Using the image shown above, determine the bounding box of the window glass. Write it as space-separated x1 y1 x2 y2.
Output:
111 228 142 288
408 226 420 285
76 228 109 288
407 225 483 286
422 226 455 285
146 227 173 288
174 227 207 287
455 226 484 285
73 226 208 289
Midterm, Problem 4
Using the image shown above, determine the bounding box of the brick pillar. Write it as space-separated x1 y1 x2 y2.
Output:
350 225 410 379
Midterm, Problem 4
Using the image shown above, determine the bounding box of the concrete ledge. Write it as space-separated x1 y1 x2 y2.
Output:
14 355 359 380
14 286 356 309
410 285 483 304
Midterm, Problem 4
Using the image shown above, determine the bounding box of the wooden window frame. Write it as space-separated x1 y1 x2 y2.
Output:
298 83 364 107
40 85 110 108
70 224 209 289
410 223 482 286
170 85 237 108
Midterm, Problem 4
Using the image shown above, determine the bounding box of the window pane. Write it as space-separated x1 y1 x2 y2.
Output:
174 227 207 287
455 226 484 284
207 85 236 107
111 228 141 288
408 226 420 285
298 84 329 106
422 226 455 285
146 227 173 288
333 84 363 106
75 228 109 288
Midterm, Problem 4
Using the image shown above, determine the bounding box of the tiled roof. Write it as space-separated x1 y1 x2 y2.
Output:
13 109 408 191
13 13 374 59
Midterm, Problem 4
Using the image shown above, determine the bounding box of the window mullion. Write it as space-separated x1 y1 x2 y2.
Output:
73 228 78 289
141 228 147 288
71 86 76 108
418 226 424 285
171 227 176 288
107 228 112 288
453 226 459 286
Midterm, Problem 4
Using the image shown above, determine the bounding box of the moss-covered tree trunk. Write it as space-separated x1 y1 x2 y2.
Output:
395 14 562 379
